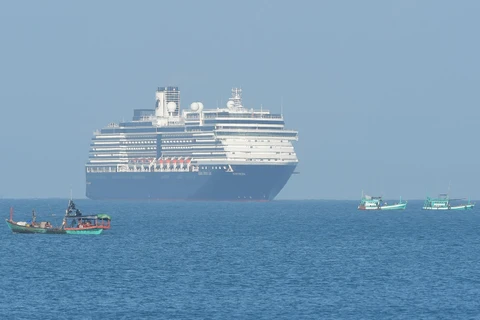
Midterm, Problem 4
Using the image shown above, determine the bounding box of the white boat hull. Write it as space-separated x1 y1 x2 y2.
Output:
422 204 475 210
358 203 407 210
380 203 407 210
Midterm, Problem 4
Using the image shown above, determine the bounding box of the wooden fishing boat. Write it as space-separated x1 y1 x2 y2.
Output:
358 194 407 210
62 213 111 235
6 201 111 234
422 194 475 210
5 207 65 234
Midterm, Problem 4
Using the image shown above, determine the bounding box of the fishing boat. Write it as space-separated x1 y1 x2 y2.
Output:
62 200 111 234
62 214 109 235
358 194 407 210
5 208 66 234
5 200 111 234
422 194 475 210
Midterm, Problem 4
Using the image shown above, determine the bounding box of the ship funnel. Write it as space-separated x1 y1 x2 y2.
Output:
155 91 165 118
155 86 180 118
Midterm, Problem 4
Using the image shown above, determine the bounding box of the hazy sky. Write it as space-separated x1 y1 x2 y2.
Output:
1 1 479 200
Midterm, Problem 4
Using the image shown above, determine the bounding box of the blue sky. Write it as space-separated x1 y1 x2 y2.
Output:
0 1 479 200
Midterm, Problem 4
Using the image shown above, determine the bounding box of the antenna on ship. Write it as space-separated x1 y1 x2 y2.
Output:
281 96 283 116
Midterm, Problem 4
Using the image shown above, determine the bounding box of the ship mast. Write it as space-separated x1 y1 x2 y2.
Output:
227 88 244 111
231 88 242 108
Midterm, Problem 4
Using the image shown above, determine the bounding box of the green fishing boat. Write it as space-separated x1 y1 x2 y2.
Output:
6 200 111 234
358 194 407 210
5 219 66 234
422 194 475 210
5 207 65 234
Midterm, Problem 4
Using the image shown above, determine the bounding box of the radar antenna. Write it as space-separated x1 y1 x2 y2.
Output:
229 88 243 109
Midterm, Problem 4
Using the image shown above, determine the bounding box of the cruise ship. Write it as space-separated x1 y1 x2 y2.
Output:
85 87 299 200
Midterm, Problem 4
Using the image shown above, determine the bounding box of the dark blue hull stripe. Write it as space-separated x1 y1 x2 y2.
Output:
86 164 296 201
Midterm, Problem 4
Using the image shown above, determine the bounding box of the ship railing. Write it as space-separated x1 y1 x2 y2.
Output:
88 166 119 173
201 113 281 119
111 163 196 173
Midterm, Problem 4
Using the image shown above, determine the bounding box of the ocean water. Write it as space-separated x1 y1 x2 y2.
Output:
1 199 479 319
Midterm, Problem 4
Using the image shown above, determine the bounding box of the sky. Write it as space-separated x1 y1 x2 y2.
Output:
0 0 479 200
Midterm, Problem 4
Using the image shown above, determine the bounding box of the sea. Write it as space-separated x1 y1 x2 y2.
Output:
1 199 479 320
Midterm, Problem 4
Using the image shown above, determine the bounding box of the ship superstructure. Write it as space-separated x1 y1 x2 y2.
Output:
86 87 298 200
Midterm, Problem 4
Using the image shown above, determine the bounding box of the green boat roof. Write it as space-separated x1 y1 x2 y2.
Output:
96 214 111 220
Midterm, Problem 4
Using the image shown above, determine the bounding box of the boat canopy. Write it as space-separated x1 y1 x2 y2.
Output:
65 214 110 220
364 195 382 200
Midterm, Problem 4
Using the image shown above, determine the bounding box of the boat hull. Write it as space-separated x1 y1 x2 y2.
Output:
380 203 407 210
6 220 105 235
358 206 381 210
422 204 475 210
86 164 297 201
5 220 65 234
65 228 103 235
358 203 407 210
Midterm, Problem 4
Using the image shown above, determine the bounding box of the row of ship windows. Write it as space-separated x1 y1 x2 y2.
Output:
93 145 290 152
162 139 286 144
94 140 155 145
162 146 194 150
122 140 155 144
97 139 288 144
164 140 193 144
201 166 228 170
218 132 296 137
246 159 289 161
162 140 283 143
231 152 293 155
205 119 284 124
95 135 155 140
226 139 288 143
163 133 201 138
91 154 154 157
92 147 156 151
196 159 290 167
216 126 283 131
